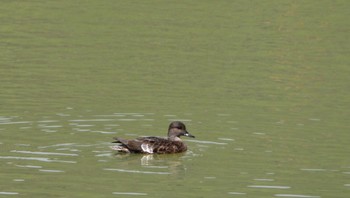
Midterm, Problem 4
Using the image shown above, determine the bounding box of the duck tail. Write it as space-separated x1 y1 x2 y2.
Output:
110 145 130 153
112 137 130 145
112 137 122 143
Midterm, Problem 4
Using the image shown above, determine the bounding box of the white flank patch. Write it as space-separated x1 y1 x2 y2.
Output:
141 143 153 154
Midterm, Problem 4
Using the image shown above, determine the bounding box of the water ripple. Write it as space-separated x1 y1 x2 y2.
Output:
300 168 326 172
253 178 274 181
92 130 117 134
0 192 19 195
69 119 115 122
248 185 290 189
0 156 76 163
218 138 234 141
117 119 137 121
38 124 63 128
38 143 76 149
39 169 65 173
11 150 78 156
13 179 25 182
186 139 227 145
228 192 246 195
112 192 147 196
104 168 171 175
274 194 320 198
15 165 42 169
0 121 32 125
37 120 59 123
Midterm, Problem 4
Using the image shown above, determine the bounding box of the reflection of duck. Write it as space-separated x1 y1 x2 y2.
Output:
111 121 195 154
110 152 188 176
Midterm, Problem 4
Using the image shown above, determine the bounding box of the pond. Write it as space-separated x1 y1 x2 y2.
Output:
1 1 349 197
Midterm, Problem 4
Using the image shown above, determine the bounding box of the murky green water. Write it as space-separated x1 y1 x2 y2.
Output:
1 1 349 197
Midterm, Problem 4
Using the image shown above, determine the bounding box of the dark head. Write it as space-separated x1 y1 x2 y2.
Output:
168 121 195 140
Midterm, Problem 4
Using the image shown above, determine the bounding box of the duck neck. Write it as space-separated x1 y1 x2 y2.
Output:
168 136 182 141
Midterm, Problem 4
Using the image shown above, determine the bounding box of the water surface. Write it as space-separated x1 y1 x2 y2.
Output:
1 1 349 197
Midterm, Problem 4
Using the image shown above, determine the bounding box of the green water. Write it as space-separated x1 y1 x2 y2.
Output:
1 1 349 197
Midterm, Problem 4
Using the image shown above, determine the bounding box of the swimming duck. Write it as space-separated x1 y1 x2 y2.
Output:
111 121 195 154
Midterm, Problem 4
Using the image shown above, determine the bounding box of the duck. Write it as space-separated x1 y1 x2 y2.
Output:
111 121 195 154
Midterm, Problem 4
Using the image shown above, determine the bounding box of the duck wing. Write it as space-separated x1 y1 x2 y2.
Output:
112 136 166 153
138 137 167 154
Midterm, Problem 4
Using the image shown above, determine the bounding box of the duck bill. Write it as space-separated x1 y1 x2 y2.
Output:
185 131 195 138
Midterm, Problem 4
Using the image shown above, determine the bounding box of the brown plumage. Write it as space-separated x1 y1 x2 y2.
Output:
111 121 195 154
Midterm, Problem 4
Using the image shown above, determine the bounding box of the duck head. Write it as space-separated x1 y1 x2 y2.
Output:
168 121 195 140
